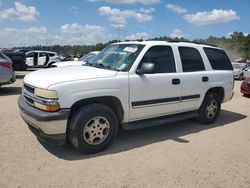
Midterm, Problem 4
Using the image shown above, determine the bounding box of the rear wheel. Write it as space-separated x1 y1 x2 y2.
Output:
197 92 221 124
68 104 118 154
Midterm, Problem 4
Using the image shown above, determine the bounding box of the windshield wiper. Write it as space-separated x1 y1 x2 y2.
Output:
84 61 119 71
94 63 111 70
82 60 92 66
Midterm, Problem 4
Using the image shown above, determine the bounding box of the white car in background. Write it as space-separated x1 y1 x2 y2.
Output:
232 63 246 80
26 51 61 67
243 64 250 78
52 51 99 67
232 63 250 80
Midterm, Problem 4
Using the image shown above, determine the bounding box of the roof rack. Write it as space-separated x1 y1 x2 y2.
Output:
166 40 218 47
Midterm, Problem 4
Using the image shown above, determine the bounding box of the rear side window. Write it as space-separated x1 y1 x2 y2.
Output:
39 52 47 57
178 47 205 72
26 52 34 58
48 53 55 57
204 47 233 70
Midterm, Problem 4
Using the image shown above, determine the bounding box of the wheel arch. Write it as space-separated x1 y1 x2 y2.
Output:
68 96 124 124
205 87 225 102
47 61 56 67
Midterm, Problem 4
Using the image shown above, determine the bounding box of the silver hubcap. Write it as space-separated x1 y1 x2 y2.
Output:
83 116 110 145
206 99 218 119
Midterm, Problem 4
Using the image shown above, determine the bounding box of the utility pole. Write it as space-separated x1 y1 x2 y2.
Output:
45 39 48 51
116 27 127 41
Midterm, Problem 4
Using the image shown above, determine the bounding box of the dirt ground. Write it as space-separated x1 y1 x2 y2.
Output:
0 70 250 188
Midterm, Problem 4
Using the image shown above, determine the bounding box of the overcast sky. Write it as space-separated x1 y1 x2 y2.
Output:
0 0 249 47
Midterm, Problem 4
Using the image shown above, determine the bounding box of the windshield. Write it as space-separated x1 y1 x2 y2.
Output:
87 44 145 71
232 63 245 69
79 53 97 62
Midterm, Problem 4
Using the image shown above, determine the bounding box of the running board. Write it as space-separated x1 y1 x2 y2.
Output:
122 111 199 130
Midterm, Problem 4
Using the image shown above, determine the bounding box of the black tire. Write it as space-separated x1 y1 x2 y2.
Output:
68 104 118 154
47 62 55 68
196 92 221 124
239 74 243 80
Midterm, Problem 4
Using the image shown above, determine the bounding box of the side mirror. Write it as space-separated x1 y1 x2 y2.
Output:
136 62 156 75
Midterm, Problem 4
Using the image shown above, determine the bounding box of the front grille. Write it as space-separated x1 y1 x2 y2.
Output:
24 96 34 105
23 83 35 107
24 83 34 93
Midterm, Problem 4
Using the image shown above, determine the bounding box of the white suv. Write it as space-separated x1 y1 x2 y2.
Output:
18 41 234 154
26 50 61 67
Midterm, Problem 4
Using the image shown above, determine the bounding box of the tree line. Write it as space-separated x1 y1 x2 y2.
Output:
15 32 250 61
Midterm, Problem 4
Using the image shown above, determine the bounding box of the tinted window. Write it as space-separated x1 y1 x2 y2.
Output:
179 47 205 72
26 52 34 58
39 52 47 57
48 53 55 57
140 46 176 73
204 48 233 70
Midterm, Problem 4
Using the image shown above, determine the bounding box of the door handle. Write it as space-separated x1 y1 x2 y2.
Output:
202 76 209 82
172 78 180 85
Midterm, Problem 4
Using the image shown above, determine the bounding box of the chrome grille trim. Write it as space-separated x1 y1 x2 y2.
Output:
23 84 59 106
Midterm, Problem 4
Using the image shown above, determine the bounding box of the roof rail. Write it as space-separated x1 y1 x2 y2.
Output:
193 42 218 47
166 40 218 47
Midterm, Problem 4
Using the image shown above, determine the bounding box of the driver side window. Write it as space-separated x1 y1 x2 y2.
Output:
139 46 176 73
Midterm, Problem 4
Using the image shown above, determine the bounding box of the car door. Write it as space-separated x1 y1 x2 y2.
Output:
177 46 209 112
129 45 181 121
38 52 47 66
26 52 34 66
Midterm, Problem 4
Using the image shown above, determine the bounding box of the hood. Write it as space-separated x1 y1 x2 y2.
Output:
53 60 83 67
24 66 118 89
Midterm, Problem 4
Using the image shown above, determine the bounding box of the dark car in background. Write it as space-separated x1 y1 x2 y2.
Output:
2 52 27 71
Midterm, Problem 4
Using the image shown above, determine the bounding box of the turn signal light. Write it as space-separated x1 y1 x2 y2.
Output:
34 102 60 112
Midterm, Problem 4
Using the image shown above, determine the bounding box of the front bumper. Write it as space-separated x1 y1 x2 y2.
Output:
18 96 70 145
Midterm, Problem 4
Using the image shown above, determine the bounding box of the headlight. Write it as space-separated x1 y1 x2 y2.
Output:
34 88 58 99
34 88 60 112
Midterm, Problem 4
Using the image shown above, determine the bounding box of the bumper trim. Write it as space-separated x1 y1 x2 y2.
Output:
28 125 66 146
18 96 70 145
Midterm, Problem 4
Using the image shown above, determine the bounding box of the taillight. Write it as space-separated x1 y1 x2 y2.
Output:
0 62 11 69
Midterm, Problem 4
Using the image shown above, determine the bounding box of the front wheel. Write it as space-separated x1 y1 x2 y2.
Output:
196 93 221 124
239 74 243 80
68 104 118 154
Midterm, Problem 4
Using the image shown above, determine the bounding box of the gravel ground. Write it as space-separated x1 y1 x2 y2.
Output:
0 70 250 188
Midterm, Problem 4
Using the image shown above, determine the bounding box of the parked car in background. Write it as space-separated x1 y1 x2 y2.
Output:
62 55 78 61
241 77 250 96
15 49 33 53
0 52 15 87
3 52 27 71
243 64 250 78
25 51 61 67
0 49 14 53
235 57 247 64
232 63 246 80
52 51 99 67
